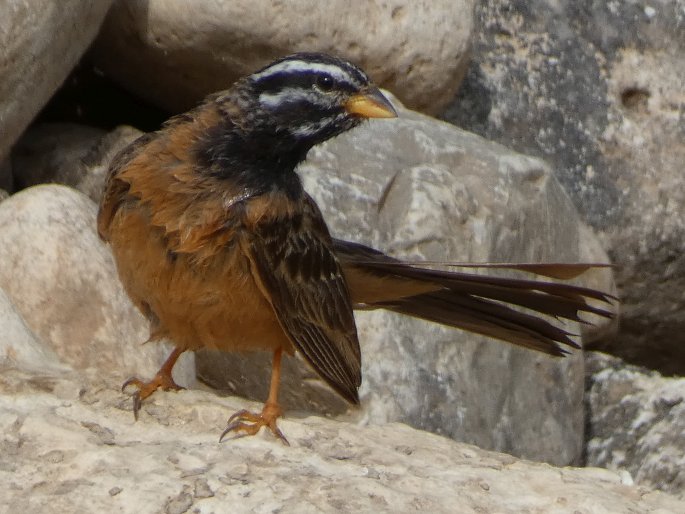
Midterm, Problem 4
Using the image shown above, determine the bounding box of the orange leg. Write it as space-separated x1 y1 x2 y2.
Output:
122 346 185 420
220 348 289 445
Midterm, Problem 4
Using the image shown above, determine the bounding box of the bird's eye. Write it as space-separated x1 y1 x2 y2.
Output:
315 74 334 92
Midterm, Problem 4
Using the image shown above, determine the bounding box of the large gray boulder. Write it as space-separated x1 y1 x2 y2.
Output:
197 97 615 466
90 0 474 114
0 0 114 162
442 0 685 374
586 352 685 500
1 366 683 514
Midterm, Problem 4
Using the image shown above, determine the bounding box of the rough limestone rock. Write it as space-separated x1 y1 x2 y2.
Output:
0 0 114 162
1 366 683 514
0 185 194 385
197 97 616 466
586 352 685 500
442 0 685 374
90 0 474 115
0 287 63 372
11 123 142 202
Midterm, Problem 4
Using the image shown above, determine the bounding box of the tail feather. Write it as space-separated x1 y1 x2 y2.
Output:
379 290 579 356
334 239 615 354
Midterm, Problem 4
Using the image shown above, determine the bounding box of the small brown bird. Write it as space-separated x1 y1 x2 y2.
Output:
98 53 613 444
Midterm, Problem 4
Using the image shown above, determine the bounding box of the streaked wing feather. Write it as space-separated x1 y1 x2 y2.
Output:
248 216 361 403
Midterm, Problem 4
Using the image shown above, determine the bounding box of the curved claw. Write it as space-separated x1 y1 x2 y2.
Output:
219 404 290 446
120 373 183 421
131 392 142 421
122 377 144 393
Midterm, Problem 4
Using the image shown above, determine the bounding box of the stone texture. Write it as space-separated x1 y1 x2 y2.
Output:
197 96 616 466
90 0 474 115
0 185 194 385
1 366 683 514
11 123 142 202
442 0 685 374
586 352 685 500
0 0 114 162
0 287 63 372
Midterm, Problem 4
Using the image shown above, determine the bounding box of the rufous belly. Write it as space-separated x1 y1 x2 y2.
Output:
108 207 293 355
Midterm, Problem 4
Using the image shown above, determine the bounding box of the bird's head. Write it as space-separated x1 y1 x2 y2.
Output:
240 52 397 151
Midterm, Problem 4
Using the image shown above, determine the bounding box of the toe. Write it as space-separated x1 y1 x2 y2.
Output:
219 405 289 445
121 377 144 392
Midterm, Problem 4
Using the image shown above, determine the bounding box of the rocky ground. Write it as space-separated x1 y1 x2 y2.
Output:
1 0 683 511
2 365 683 514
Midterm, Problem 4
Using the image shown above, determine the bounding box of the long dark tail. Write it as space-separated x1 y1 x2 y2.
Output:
334 239 615 356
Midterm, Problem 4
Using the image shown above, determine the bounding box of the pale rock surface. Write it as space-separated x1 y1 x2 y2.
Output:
0 287 63 372
586 352 685 500
443 0 685 374
90 0 474 114
12 123 142 202
0 0 114 162
197 96 616 466
1 366 683 514
0 185 195 385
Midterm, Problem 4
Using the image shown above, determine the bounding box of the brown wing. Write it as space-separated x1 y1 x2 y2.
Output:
97 132 155 241
243 197 362 404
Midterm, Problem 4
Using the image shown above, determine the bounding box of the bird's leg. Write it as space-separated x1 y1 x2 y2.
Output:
220 348 289 445
122 346 186 420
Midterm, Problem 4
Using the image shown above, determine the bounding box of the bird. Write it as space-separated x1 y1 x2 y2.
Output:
97 52 614 445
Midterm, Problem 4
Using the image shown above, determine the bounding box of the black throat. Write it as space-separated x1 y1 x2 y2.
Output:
193 117 310 200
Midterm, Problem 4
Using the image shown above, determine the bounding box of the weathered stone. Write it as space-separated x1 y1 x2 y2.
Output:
0 185 195 385
198 97 616 466
0 287 63 372
90 0 474 115
442 0 685 374
586 352 685 500
1 366 682 514
0 0 114 162
12 123 142 202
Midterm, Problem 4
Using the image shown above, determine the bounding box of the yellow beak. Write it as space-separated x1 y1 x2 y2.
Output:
344 87 398 119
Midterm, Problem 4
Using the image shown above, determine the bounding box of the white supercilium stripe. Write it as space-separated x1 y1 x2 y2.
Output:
259 88 328 108
252 60 357 84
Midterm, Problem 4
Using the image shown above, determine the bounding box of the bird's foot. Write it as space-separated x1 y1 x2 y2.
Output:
121 372 184 420
220 402 289 446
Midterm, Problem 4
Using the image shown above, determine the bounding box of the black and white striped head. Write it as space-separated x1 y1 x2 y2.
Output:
244 53 396 149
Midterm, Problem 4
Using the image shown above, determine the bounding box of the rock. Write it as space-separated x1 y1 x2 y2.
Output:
0 287 63 372
90 0 474 115
0 158 12 193
0 185 195 385
197 96 616 466
0 0 114 162
441 0 685 374
0 189 8 203
12 123 143 202
586 352 685 500
1 366 683 514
